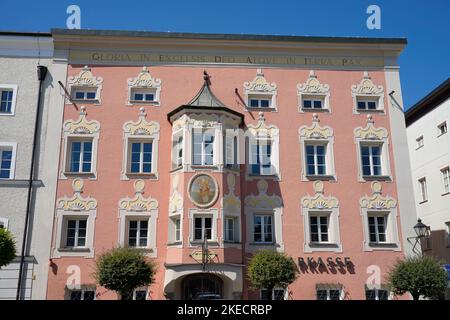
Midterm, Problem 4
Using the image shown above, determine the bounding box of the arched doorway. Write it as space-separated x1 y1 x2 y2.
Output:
182 273 223 300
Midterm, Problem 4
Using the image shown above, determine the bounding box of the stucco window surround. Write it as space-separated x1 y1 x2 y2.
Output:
53 179 97 258
354 115 392 182
67 66 103 105
301 181 342 253
299 113 336 181
168 174 183 247
118 180 158 257
126 66 161 106
441 165 450 195
188 208 219 247
171 127 184 171
221 174 242 247
297 71 331 113
360 181 401 252
0 217 9 229
121 107 160 180
0 84 18 116
351 71 385 114
245 112 281 181
61 106 100 180
0 142 17 180
243 69 278 112
244 179 284 252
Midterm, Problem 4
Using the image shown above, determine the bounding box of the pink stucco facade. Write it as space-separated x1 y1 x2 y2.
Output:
46 31 410 300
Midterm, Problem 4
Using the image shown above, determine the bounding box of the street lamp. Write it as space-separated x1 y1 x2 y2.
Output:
413 219 430 238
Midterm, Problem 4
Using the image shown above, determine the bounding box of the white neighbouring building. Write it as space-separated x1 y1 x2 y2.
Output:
0 32 66 299
405 78 450 299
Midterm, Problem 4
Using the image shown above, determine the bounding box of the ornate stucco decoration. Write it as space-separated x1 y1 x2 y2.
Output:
67 65 103 103
299 113 333 139
123 107 160 136
301 181 338 209
244 69 277 94
127 66 161 105
119 180 158 212
354 115 388 140
172 115 188 131
223 174 241 213
352 72 384 96
56 179 97 211
247 112 279 138
169 174 183 215
189 113 219 128
63 106 100 135
245 180 282 209
360 181 397 210
298 70 330 94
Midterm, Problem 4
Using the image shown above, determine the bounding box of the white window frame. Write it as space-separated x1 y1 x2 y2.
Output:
64 218 88 249
260 287 287 300
224 130 239 169
67 287 96 300
172 129 184 170
224 216 237 243
368 214 388 244
71 88 98 102
365 286 391 300
130 88 157 103
175 217 181 242
66 139 94 174
189 209 218 245
438 121 447 136
356 98 379 111
309 214 329 243
127 139 155 175
63 135 98 178
133 288 148 300
126 67 161 106
249 137 274 176
351 72 384 114
126 218 150 248
360 144 383 177
418 177 428 203
0 84 18 116
0 142 17 180
243 69 278 112
301 96 326 111
252 214 274 244
355 140 391 181
247 95 273 109
192 128 216 167
442 167 450 195
316 287 343 300
304 143 328 177
193 216 213 242
416 136 424 149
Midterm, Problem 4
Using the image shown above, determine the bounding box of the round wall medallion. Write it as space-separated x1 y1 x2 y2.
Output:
188 173 219 208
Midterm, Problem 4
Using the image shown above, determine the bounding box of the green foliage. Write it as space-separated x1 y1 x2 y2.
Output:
94 247 156 300
247 250 298 299
388 255 448 300
0 228 16 268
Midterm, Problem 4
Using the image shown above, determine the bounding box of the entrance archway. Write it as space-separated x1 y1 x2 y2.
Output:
182 273 223 300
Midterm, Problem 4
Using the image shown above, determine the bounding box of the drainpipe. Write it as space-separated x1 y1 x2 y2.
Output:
16 65 48 300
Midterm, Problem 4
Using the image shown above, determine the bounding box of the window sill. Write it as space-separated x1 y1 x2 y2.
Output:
190 240 219 246
167 241 182 246
419 200 428 204
368 242 398 249
437 132 447 138
64 172 95 177
58 247 90 253
70 99 100 104
125 247 154 252
306 174 336 181
301 108 329 113
442 192 450 197
355 109 384 113
169 166 183 173
224 241 241 244
126 172 157 179
0 112 14 116
129 100 160 106
309 242 339 248
250 242 275 245
191 165 218 170
415 145 424 151
362 175 391 181
246 107 276 112
248 173 278 178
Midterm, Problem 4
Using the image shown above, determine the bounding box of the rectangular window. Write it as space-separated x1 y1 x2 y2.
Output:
303 98 323 109
175 218 181 242
438 122 447 136
69 140 92 173
357 99 377 110
253 215 273 243
128 220 148 248
0 89 14 114
250 140 272 175
442 167 450 194
132 90 155 102
224 217 235 242
416 136 424 149
0 147 13 179
73 90 97 100
310 216 329 243
130 142 152 174
69 289 95 300
65 219 87 248
361 145 382 176
249 97 271 108
316 288 341 300
368 215 387 243
193 129 215 166
305 144 326 175
260 288 286 300
194 216 212 241
225 134 238 168
365 289 389 300
419 178 428 202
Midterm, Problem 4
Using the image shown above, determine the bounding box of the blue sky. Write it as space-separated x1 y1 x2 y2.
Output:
3 0 449 109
